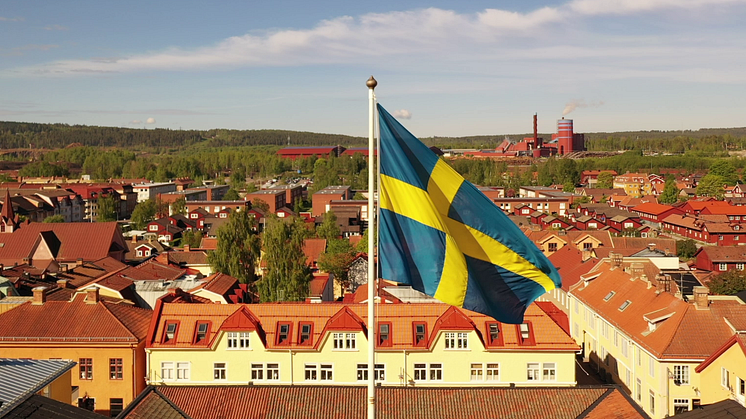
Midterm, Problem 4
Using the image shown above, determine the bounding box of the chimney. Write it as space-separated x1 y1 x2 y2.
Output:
85 287 99 304
656 273 671 294
32 286 47 305
693 286 710 310
648 243 656 252
184 244 190 252
76 258 83 267
629 263 644 280
533 113 538 142
131 234 138 244
609 252 623 269
56 279 69 289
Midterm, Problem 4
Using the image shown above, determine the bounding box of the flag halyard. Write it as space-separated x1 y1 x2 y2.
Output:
377 103 561 324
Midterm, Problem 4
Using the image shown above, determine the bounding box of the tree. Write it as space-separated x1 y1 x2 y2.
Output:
596 172 614 189
357 228 376 253
676 239 697 259
43 214 65 223
245 183 258 193
316 211 340 241
207 210 261 284
562 180 575 193
130 199 157 230
97 195 117 222
709 270 746 295
180 230 203 248
318 238 356 289
708 160 739 185
696 174 725 199
258 217 312 302
252 198 269 213
223 189 240 201
171 197 187 215
353 192 366 200
658 178 680 204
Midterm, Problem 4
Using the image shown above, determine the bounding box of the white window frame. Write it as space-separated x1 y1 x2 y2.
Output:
470 363 483 381
413 363 427 381
226 332 250 349
429 363 443 381
213 362 227 381
527 363 540 381
738 263 745 271
332 332 356 350
722 367 730 389
356 364 385 382
444 332 469 349
649 357 655 378
176 362 190 381
486 363 499 381
673 399 690 414
266 363 279 381
720 263 728 271
673 365 690 385
160 362 174 381
251 363 264 381
542 363 557 381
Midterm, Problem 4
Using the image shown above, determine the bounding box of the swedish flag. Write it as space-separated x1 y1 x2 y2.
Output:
378 104 561 324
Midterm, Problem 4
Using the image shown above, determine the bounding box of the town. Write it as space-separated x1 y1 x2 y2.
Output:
1 118 746 419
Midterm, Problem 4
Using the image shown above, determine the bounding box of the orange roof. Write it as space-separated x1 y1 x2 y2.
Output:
302 238 326 267
701 205 746 216
631 202 677 216
199 237 218 250
695 333 746 373
548 247 600 291
123 259 186 281
189 272 239 298
0 292 151 343
571 260 746 359
147 302 579 352
309 274 330 297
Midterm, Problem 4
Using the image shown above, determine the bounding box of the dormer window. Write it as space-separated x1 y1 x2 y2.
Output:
277 323 291 345
486 323 502 346
299 323 313 345
163 322 178 343
519 323 530 339
603 291 615 301
194 322 209 344
378 323 391 347
414 323 427 346
619 300 632 311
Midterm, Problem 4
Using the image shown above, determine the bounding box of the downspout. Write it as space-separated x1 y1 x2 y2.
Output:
289 350 294 385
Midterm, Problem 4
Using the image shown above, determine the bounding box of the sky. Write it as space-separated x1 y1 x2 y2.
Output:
1 0 746 138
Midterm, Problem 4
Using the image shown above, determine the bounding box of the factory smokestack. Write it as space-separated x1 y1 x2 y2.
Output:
533 113 538 142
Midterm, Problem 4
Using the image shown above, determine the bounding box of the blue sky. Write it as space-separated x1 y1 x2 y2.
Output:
1 0 746 137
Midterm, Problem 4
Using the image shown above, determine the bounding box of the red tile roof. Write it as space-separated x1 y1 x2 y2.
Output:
0 292 151 342
302 238 327 267
189 272 239 298
127 386 646 419
123 260 186 281
631 202 677 216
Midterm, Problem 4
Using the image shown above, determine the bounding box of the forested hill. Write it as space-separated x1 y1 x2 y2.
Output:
2 120 746 153
0 121 367 149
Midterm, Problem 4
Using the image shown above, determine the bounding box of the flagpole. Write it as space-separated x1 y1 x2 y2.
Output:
366 75 377 419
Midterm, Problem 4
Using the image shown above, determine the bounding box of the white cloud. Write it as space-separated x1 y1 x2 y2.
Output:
5 1 746 79
392 109 412 119
44 24 68 31
146 117 156 124
130 120 142 124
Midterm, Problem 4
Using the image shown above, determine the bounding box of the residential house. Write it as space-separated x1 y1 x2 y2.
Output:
132 182 176 203
0 287 152 416
145 302 579 388
693 247 746 273
693 334 746 408
614 173 654 198
631 203 683 226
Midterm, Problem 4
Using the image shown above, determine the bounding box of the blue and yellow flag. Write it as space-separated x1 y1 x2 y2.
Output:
378 104 561 324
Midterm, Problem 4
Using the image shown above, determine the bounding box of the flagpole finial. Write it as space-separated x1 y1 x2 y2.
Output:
366 76 377 90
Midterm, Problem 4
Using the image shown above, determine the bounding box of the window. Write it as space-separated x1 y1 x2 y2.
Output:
444 332 468 349
78 397 95 412
470 363 483 381
266 363 279 381
636 378 642 402
251 363 263 380
720 263 728 271
673 365 689 385
79 358 93 380
487 323 500 345
161 362 174 380
519 324 530 340
304 364 317 381
149 224 158 231
625 367 631 387
602 321 609 339
548 242 558 252
674 399 690 414
486 363 499 381
738 377 745 398
320 364 333 381
299 323 312 345
527 363 540 381
214 363 226 380
738 263 745 271
429 363 443 381
110 398 124 417
194 322 209 343
542 363 556 381
109 358 123 380
356 364 385 381
649 358 655 378
621 339 629 358
614 331 619 347
227 332 250 349
649 391 655 415
374 322 391 347
277 323 291 345
163 322 178 343
176 362 190 380
637 346 641 366
583 242 593 251
603 291 615 301
333 333 356 350
414 323 427 346
619 300 631 311
414 364 427 381
722 367 730 388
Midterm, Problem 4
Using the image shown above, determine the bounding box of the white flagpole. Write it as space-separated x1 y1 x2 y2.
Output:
366 75 377 419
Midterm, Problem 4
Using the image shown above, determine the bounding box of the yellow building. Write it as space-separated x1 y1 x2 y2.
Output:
0 287 152 417
613 173 654 198
569 257 746 418
145 301 579 388
694 333 746 407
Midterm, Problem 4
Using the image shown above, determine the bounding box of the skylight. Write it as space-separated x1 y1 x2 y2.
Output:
619 300 632 311
603 291 615 301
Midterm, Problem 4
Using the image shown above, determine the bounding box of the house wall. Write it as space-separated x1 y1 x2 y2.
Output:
697 343 746 406
147 329 576 387
0 343 145 416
